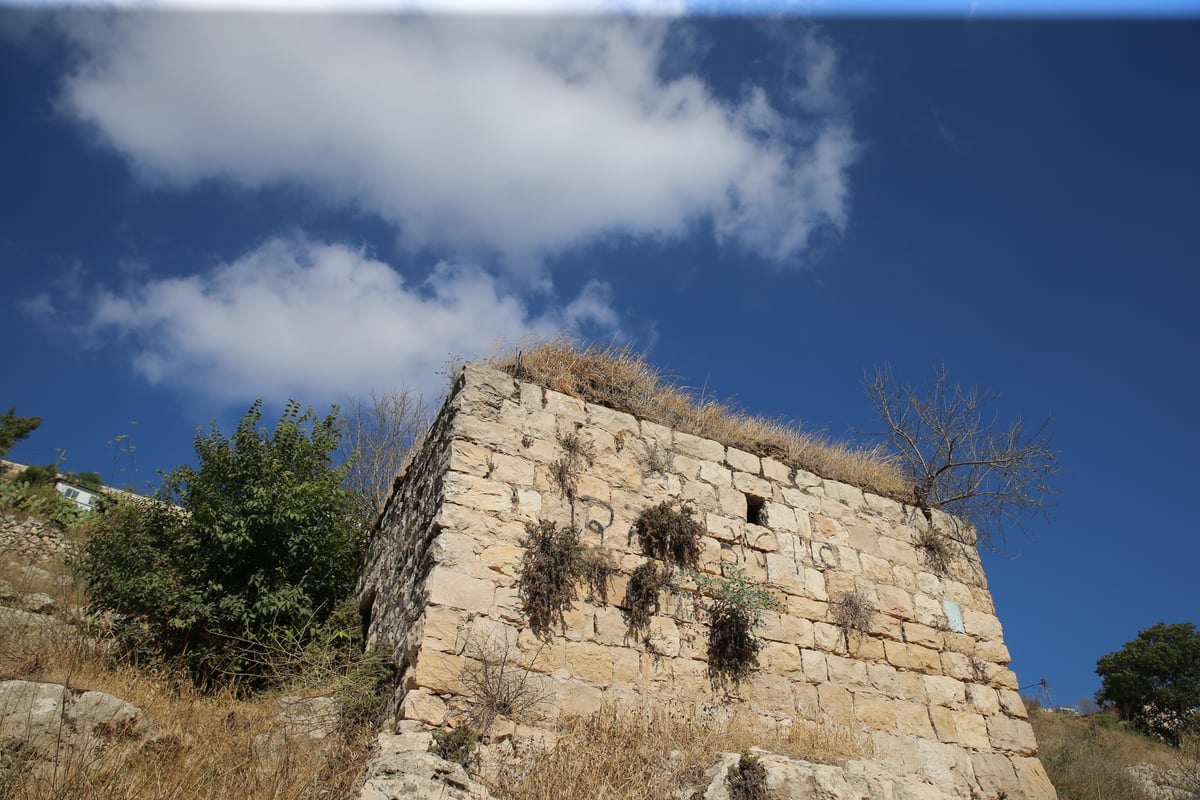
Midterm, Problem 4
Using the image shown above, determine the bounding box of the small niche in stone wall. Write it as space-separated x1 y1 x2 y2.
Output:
943 599 966 633
745 494 766 526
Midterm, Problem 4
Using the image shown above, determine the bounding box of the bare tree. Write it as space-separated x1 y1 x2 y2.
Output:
864 365 1060 549
340 388 430 530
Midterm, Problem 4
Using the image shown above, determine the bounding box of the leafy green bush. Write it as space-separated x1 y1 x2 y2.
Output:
1096 621 1200 744
19 463 58 487
0 478 89 529
74 399 360 688
60 470 103 492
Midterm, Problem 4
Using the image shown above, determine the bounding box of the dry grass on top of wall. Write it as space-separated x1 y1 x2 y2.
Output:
488 339 912 503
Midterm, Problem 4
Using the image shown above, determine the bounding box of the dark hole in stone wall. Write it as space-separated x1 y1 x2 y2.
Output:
745 494 766 526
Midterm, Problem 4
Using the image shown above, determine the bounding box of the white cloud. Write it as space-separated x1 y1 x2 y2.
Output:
55 14 857 264
89 237 618 401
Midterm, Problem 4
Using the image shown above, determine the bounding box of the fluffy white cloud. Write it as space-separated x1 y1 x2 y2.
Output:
89 237 618 401
56 14 856 264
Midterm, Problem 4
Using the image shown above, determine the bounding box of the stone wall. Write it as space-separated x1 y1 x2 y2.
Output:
357 363 1057 799
1 513 72 565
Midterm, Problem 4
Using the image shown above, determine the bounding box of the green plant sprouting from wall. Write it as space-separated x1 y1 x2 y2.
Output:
693 565 782 691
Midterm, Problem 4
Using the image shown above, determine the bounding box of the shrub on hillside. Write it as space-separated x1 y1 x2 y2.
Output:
75 400 361 688
0 478 89 529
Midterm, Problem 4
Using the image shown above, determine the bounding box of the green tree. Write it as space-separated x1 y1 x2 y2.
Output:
1096 622 1200 744
0 407 41 457
76 399 361 687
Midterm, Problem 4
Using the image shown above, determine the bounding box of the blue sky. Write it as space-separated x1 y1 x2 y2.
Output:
2 8 1198 711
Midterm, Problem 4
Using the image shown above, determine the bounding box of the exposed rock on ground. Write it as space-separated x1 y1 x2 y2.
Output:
358 724 491 800
1127 761 1195 800
0 679 155 760
699 750 968 800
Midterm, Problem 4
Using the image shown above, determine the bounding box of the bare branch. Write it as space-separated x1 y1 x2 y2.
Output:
863 365 1061 548
339 387 431 530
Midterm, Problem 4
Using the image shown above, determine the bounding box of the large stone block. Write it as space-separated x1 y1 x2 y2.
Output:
793 682 820 719
877 585 916 621
966 684 1001 716
823 479 864 507
586 404 639 437
801 649 829 682
400 689 448 727
997 689 1028 719
550 681 605 717
970 751 1021 799
479 544 525 577
859 551 894 583
449 440 494 476
904 622 945 650
826 654 870 687
962 609 1005 641
407 649 472 695
854 692 898 732
986 715 1038 755
488 453 537 486
1011 756 1058 800
818 684 855 727
762 642 804 675
725 447 761 475
673 431 724 462
442 472 514 514
422 606 465 651
951 710 991 750
426 567 496 611
560 641 615 684
762 458 791 483
925 675 966 709
733 471 773 501
894 700 936 739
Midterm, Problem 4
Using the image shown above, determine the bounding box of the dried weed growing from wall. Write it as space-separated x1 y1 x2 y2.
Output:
634 501 703 569
517 521 583 642
490 338 910 502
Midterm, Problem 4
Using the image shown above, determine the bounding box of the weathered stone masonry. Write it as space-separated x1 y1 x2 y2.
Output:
357 363 1057 799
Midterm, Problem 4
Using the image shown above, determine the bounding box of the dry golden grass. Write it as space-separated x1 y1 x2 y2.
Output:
0 549 370 800
1028 704 1193 800
488 338 911 502
487 703 864 800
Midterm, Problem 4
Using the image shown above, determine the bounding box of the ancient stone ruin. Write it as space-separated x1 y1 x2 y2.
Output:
357 362 1057 799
